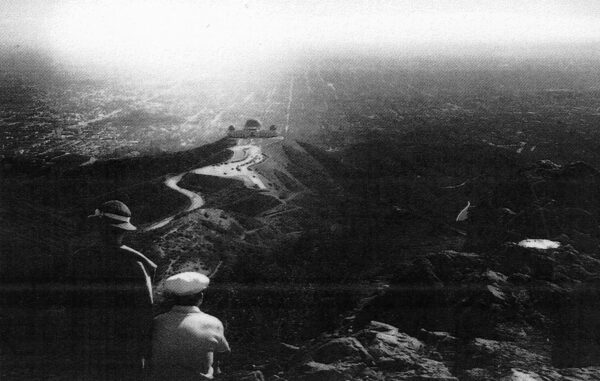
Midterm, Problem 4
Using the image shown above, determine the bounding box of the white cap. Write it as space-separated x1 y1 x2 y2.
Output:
164 272 210 295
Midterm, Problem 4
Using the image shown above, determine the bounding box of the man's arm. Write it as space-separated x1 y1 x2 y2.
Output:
213 321 231 377
213 350 230 377
199 352 215 379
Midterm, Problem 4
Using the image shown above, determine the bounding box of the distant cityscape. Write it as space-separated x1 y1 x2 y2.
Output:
3 55 600 169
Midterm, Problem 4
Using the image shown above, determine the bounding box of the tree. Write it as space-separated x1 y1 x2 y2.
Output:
269 125 277 131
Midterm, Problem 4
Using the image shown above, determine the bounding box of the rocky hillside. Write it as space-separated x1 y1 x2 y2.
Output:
4 135 600 380
213 153 600 380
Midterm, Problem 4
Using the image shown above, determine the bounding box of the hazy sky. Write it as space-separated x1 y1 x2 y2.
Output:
2 0 600 72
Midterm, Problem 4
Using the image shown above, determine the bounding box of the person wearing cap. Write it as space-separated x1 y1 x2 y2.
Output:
150 272 230 380
65 200 157 380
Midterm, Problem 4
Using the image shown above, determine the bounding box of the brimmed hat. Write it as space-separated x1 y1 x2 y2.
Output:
88 200 137 231
164 272 210 296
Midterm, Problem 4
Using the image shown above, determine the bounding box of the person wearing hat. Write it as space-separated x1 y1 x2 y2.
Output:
65 200 157 380
150 272 230 381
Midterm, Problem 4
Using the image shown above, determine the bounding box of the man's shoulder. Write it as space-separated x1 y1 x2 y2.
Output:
193 312 230 351
190 311 224 328
158 308 224 327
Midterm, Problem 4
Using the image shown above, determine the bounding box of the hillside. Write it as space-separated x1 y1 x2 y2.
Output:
0 138 234 280
3 134 600 380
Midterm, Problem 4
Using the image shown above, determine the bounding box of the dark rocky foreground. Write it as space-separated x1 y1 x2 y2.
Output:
4 137 600 380
222 158 600 381
226 245 600 380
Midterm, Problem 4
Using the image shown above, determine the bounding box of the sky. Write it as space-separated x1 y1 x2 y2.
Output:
1 0 600 73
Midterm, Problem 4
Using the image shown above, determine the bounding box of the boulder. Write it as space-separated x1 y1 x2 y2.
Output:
354 322 455 379
418 330 458 347
483 270 508 285
500 369 543 381
355 322 424 363
462 338 548 372
355 329 423 370
295 361 364 381
287 321 458 380
310 337 373 364
485 284 507 302
369 321 401 333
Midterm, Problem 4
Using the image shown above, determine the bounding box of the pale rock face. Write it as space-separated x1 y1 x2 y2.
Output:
518 239 561 250
501 369 542 381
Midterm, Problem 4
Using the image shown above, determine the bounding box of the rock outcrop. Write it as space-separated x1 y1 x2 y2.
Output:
270 320 600 381
349 239 600 378
282 321 457 381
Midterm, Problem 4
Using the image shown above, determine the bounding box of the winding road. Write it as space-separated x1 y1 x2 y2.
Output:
144 141 267 231
192 144 266 189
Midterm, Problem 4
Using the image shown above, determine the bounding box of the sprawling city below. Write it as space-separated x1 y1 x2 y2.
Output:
4 51 600 167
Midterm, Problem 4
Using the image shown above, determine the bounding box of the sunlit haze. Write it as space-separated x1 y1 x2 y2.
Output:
2 0 600 74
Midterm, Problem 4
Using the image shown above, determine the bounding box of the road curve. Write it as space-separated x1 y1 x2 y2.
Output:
192 144 266 190
144 173 206 231
144 141 267 231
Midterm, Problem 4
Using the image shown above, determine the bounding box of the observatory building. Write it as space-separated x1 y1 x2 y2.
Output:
227 119 278 138
244 119 261 133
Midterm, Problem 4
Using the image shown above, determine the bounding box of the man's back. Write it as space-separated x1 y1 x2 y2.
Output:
66 244 156 377
151 306 230 380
